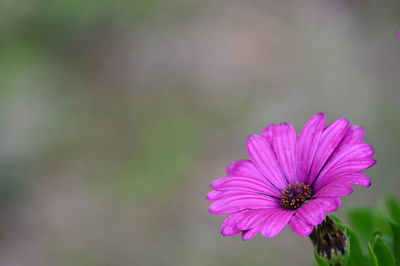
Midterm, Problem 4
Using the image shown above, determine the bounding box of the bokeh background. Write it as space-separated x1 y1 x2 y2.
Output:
0 0 399 265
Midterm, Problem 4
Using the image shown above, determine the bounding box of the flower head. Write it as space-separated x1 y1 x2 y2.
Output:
207 113 376 240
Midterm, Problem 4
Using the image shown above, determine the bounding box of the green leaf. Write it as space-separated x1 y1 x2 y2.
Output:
329 214 343 225
389 220 400 265
372 235 396 266
336 224 368 266
374 207 392 237
386 196 400 224
347 207 376 242
368 243 379 266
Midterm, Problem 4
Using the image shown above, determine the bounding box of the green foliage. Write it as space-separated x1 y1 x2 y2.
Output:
343 226 368 266
368 243 379 266
347 208 376 242
387 196 400 224
371 235 396 266
389 220 400 265
314 196 400 266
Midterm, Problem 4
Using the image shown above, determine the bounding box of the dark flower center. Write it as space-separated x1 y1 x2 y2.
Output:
279 182 313 210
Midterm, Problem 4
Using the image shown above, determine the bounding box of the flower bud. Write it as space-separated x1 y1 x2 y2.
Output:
309 216 348 265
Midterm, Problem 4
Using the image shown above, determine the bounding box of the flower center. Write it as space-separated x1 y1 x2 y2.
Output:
279 182 313 210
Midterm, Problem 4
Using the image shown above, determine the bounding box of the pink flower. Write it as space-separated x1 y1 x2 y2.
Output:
207 113 376 240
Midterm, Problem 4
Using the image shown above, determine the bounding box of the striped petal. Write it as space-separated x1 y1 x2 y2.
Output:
247 135 287 190
289 215 314 236
211 176 279 197
242 225 261 240
237 209 278 230
295 199 324 226
314 143 375 189
221 211 247 236
315 182 353 198
226 160 265 181
209 193 278 214
308 118 349 184
297 113 325 183
270 122 299 184
260 209 293 237
340 125 364 145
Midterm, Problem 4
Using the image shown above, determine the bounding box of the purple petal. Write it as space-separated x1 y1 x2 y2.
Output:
237 208 278 230
327 159 376 177
206 190 246 201
315 182 353 198
322 143 374 171
260 209 293 237
295 199 324 226
226 160 281 195
211 176 279 197
307 118 349 184
226 160 265 181
315 173 371 191
261 124 277 144
270 122 299 184
289 215 314 236
315 158 376 190
221 211 249 236
333 173 372 187
341 125 364 145
317 197 341 212
246 135 287 190
242 225 261 240
209 193 278 214
314 143 375 188
297 113 325 183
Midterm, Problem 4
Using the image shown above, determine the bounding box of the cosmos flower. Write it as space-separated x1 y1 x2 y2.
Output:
207 113 376 240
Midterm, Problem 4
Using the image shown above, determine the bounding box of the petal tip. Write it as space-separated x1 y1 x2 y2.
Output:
313 112 326 119
206 191 215 201
208 205 218 214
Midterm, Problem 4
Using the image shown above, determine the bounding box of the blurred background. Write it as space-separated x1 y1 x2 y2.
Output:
0 0 399 265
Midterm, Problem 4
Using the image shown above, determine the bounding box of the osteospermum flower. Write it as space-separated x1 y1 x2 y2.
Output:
207 113 376 240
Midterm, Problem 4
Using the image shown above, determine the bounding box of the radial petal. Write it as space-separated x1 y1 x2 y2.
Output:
211 176 279 197
206 190 247 201
317 197 341 212
221 211 247 236
242 225 261 240
226 160 264 181
289 215 314 236
315 182 353 198
247 135 287 190
315 158 375 190
225 160 282 196
295 199 324 226
237 208 278 230
261 209 293 237
261 124 278 144
308 118 349 184
297 113 325 183
315 172 371 191
333 173 371 187
314 142 375 188
341 125 364 145
209 193 278 214
270 122 299 184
